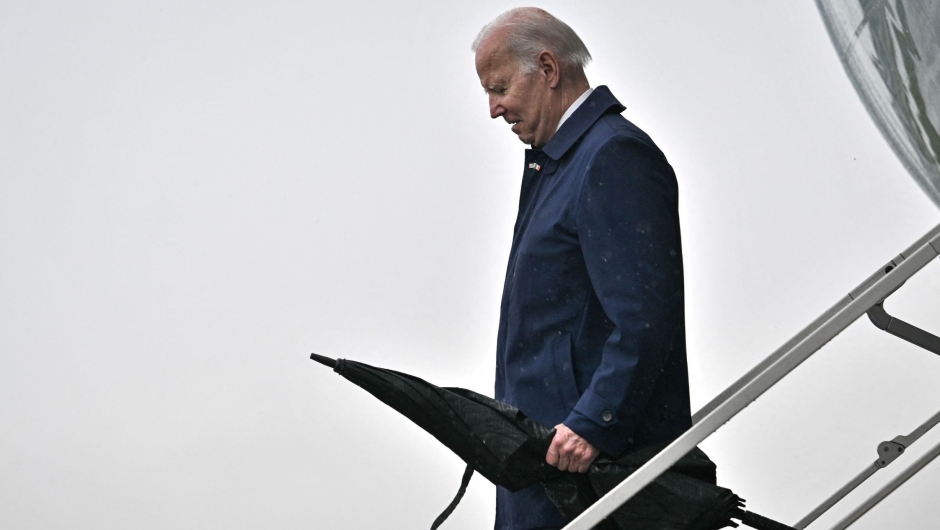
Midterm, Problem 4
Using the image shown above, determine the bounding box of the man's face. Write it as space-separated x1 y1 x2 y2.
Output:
475 36 553 148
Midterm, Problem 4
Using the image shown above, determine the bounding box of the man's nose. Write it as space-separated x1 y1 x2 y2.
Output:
489 96 504 119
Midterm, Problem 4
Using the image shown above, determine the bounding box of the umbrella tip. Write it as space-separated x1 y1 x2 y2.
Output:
309 353 337 368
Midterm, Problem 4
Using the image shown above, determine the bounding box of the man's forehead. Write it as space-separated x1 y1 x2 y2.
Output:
478 62 508 87
475 38 515 84
476 26 510 56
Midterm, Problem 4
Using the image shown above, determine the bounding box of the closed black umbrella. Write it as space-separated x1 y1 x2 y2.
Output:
310 353 558 490
310 354 793 530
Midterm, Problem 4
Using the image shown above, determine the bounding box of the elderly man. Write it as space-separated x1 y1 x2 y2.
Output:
473 8 693 530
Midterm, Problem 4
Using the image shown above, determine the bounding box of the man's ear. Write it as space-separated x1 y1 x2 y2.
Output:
536 50 561 88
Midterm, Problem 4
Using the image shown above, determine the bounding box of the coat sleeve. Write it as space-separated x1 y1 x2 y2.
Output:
563 135 686 456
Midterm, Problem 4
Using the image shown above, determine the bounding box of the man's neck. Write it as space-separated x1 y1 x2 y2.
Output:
533 78 591 149
544 80 591 141
559 81 591 115
555 86 593 133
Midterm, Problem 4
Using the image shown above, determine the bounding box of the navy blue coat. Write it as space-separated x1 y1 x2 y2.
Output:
494 86 692 530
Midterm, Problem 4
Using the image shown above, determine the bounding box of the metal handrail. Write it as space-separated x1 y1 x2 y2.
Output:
794 409 940 528
560 223 940 530
825 438 940 530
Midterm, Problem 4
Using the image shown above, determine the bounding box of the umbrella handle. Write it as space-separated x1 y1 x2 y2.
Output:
738 510 797 530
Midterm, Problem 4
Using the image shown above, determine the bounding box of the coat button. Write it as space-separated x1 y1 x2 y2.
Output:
601 410 613 422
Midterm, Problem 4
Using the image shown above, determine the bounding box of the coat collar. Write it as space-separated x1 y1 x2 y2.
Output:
541 85 626 161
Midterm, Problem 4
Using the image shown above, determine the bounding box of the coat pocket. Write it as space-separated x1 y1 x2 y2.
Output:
551 333 581 412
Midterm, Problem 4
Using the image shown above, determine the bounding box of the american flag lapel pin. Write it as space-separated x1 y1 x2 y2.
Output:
527 162 541 171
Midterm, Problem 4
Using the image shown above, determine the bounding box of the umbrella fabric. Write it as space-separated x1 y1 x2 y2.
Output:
310 354 791 530
311 354 559 490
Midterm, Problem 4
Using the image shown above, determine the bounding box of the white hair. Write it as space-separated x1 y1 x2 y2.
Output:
471 8 592 74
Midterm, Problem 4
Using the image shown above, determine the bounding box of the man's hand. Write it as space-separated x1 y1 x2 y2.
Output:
546 424 599 473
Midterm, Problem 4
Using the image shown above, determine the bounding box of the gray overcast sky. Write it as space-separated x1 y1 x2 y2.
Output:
2 1 939 529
